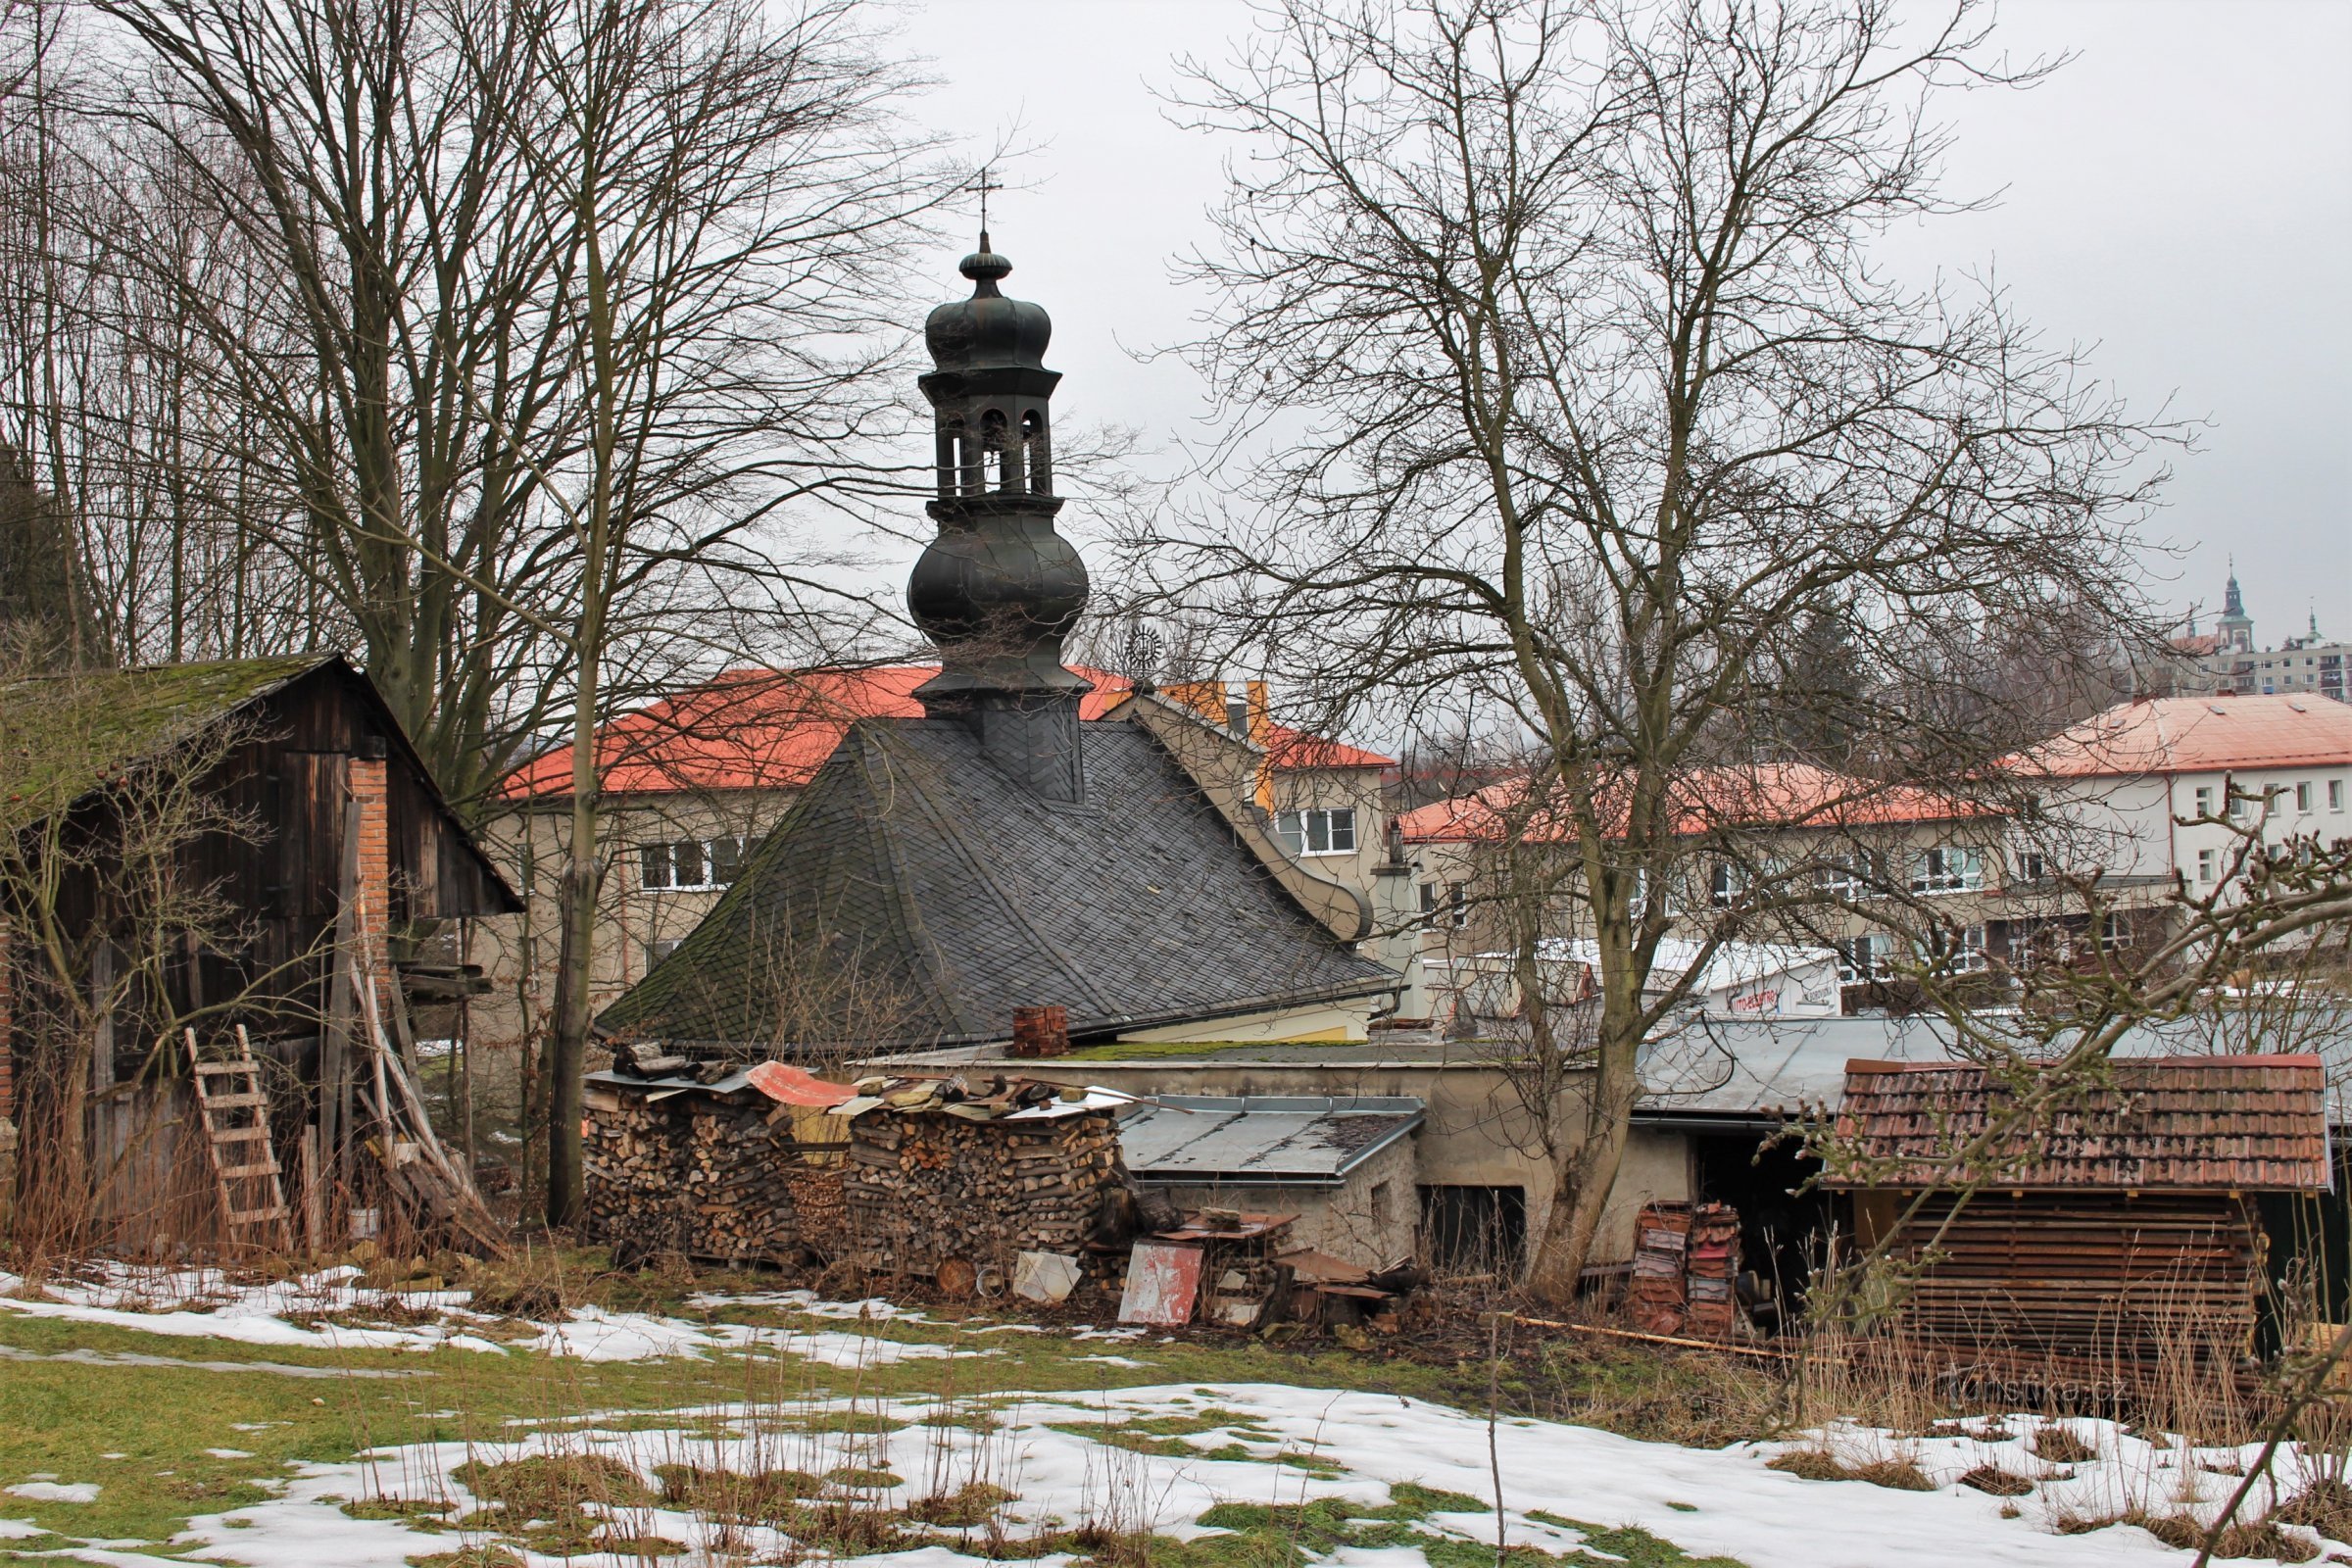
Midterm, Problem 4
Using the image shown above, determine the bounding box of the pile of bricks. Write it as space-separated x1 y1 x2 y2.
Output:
1628 1200 1743 1338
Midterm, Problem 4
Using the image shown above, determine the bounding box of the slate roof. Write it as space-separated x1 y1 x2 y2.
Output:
1828 1054 2330 1192
1118 1095 1424 1186
595 714 1400 1052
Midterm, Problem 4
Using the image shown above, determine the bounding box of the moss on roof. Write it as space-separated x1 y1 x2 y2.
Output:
0 655 333 833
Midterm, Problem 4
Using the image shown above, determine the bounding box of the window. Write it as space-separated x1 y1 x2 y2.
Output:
2332 779 2346 812
2098 912 2132 952
1818 855 1873 898
2014 847 2048 884
1446 882 1468 928
1928 925 1988 975
1272 807 1357 857
639 837 748 892
1910 846 1984 895
1708 861 1744 907
2298 782 2315 813
1417 882 1440 931
1836 934 1891 984
1369 1181 1392 1224
2196 848 2216 884
2229 788 2253 821
2193 786 2215 817
646 938 682 967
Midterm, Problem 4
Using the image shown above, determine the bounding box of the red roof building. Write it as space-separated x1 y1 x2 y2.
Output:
1395 761 1992 846
501 665 1395 802
2014 693 2352 779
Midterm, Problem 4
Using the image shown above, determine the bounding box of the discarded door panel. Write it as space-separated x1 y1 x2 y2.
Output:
1118 1241 1203 1326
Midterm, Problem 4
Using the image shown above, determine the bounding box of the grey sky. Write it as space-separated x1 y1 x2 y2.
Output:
905 0 2351 643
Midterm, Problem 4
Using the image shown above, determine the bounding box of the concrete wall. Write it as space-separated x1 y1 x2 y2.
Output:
1002 1055 1692 1265
1142 1132 1420 1268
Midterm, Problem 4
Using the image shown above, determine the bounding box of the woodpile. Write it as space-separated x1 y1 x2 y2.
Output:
582 1088 802 1264
843 1098 1121 1277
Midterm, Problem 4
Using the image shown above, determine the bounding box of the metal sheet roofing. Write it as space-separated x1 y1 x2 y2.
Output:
1118 1095 1424 1186
1637 1007 2352 1128
1828 1054 2331 1193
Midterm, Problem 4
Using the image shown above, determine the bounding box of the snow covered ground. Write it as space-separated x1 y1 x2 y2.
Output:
0 1264 998 1366
0 1267 2341 1565
4 1383 2340 1567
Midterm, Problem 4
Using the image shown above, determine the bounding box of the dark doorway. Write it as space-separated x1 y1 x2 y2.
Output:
1420 1184 1527 1274
1690 1130 1837 1328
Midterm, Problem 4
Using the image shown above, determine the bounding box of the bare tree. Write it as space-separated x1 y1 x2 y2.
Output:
1149 0 2189 1299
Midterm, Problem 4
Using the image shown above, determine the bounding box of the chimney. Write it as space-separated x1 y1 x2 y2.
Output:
1009 1004 1070 1058
348 743 397 1024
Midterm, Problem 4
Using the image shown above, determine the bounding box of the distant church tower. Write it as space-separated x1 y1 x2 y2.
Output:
905 232 1093 803
2216 561 2254 655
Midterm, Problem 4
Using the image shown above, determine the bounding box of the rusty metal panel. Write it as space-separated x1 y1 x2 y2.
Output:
1118 1241 1203 1326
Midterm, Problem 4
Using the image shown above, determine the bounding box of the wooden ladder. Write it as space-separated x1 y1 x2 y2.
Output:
184 1026 292 1252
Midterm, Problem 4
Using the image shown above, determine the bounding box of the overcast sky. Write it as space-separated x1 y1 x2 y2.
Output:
901 0 2351 644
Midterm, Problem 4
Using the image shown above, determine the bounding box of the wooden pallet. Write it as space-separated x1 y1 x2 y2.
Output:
185 1026 292 1251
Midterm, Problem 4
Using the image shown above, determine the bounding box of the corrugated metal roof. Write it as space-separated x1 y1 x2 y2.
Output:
1119 1096 1424 1186
1828 1054 2331 1192
1637 1008 2352 1127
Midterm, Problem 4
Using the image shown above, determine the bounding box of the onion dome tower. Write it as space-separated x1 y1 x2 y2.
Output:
906 233 1092 803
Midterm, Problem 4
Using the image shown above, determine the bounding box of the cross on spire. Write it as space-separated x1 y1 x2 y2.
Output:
977 166 995 236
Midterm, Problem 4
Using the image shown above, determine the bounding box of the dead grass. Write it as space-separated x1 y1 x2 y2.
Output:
2279 1478 2352 1542
654 1463 824 1517
2054 1508 2320 1562
1763 1448 1932 1491
2029 1426 2098 1465
906 1482 1018 1528
449 1453 655 1515
1956 1464 2034 1496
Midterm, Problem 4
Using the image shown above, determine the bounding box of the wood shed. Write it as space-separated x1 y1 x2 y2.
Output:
0 656 518 1253
1828 1054 2331 1367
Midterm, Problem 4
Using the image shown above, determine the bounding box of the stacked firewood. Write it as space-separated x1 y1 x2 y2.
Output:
583 1093 801 1263
843 1105 1122 1275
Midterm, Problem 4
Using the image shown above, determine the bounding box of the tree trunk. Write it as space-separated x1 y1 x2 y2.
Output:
544 783 599 1228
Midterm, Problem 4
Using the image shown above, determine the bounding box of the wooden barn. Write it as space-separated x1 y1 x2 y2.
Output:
1829 1054 2331 1369
0 654 518 1253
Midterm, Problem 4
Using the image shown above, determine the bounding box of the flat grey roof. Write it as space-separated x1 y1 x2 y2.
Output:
1119 1095 1424 1186
1635 1005 2352 1125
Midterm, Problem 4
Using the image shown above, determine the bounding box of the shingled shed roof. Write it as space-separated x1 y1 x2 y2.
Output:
1829 1054 2331 1193
596 715 1398 1052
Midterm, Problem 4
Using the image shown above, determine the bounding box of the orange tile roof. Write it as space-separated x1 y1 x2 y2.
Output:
2017 694 2352 778
1395 762 1992 845
1828 1054 2329 1192
499 664 1387 799
1259 722 1395 770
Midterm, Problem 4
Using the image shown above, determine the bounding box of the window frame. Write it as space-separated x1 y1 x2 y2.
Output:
1272 806 1359 858
1909 845 1984 896
637 836 748 894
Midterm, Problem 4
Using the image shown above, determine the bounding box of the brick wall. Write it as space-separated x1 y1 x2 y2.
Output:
348 756 396 1022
